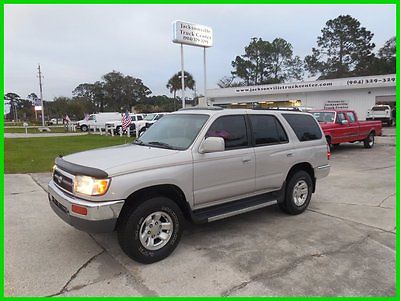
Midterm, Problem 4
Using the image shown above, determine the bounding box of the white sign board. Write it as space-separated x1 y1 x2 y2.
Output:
172 20 213 48
34 105 42 111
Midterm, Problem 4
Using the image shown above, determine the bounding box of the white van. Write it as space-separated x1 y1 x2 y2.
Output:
77 112 121 132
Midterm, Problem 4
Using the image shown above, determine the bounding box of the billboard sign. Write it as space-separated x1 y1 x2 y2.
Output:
172 20 213 48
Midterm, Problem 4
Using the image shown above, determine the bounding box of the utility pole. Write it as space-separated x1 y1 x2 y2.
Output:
38 64 45 127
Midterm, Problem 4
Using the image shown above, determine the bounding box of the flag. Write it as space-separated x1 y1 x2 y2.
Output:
65 115 71 124
121 111 132 131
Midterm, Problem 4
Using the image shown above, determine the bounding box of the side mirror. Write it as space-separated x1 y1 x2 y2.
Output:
199 137 225 153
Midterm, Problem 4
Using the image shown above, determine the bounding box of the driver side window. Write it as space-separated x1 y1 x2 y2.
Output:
337 113 345 123
206 115 248 150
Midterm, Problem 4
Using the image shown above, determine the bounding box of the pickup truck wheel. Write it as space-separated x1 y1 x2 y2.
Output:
363 132 375 149
278 170 312 215
117 196 183 264
80 125 88 132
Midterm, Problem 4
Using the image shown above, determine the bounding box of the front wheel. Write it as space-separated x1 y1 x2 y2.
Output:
278 170 313 215
80 124 88 132
117 196 184 264
363 132 375 149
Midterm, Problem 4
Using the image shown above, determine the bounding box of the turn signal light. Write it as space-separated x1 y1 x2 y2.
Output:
71 205 88 216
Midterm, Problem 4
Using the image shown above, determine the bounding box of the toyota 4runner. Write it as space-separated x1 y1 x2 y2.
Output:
48 108 330 263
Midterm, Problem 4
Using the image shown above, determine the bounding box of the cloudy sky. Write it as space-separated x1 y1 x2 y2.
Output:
5 4 396 101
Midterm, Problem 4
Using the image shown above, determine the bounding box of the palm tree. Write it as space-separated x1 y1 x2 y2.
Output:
166 71 196 110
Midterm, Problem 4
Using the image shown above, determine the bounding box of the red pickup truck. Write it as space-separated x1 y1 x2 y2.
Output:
310 109 382 149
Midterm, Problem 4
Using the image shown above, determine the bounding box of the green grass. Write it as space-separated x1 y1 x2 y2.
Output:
5 135 135 173
4 126 67 133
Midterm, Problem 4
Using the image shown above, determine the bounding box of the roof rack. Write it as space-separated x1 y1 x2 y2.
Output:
253 107 301 112
179 106 224 111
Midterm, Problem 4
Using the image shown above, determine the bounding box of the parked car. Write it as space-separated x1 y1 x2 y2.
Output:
310 109 382 148
48 108 330 263
137 112 169 135
366 105 394 126
77 112 121 132
47 118 64 125
105 114 145 135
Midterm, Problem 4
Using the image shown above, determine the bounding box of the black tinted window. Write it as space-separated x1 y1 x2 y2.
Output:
207 115 248 150
283 114 322 141
250 115 288 145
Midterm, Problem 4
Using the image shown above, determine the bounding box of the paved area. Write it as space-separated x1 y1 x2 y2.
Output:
5 129 396 296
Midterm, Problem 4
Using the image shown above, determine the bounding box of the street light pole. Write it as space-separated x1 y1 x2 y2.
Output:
38 64 45 127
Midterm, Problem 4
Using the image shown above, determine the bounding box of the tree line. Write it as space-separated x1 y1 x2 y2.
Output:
219 15 395 87
4 71 197 121
5 14 395 121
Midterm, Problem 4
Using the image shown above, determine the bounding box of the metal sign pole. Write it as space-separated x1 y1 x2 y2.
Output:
203 47 207 106
180 44 185 109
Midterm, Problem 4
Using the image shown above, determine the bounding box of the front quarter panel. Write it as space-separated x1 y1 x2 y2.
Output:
105 150 194 207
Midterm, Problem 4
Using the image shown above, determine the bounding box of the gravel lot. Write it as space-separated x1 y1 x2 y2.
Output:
5 128 396 296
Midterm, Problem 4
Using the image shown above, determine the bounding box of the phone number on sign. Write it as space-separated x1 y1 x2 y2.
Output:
347 77 395 85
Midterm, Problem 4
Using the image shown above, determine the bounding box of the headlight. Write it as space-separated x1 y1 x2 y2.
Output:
74 176 110 196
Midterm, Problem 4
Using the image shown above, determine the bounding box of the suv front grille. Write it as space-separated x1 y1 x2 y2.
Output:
53 169 73 193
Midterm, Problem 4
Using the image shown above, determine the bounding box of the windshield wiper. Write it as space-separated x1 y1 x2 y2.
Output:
147 141 175 149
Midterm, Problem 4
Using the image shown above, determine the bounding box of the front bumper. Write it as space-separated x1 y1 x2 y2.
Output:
48 180 124 233
314 164 330 179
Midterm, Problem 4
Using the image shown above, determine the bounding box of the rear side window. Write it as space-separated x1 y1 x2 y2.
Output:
137 116 143 120
282 114 322 142
206 115 248 150
249 115 288 145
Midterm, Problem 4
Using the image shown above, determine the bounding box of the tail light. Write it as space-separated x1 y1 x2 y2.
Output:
327 143 331 160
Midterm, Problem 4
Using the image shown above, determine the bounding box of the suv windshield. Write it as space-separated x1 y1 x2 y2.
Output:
134 114 209 150
144 114 156 121
311 111 335 123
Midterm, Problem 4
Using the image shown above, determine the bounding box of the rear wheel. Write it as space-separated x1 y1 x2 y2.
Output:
278 170 313 215
363 132 375 149
117 196 183 264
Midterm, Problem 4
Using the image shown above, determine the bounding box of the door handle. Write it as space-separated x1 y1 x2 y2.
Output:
242 157 252 163
287 153 294 157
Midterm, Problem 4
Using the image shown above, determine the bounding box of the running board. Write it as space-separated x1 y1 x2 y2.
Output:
190 190 281 224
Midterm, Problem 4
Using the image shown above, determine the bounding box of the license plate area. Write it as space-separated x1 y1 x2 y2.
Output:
51 196 69 214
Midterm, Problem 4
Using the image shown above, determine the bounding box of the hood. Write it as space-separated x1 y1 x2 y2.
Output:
62 143 180 175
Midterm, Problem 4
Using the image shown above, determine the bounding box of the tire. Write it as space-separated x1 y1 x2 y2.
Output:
80 124 88 132
117 196 184 264
278 170 313 215
363 132 375 149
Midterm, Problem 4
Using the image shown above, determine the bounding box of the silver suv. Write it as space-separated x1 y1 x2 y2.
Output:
48 108 330 263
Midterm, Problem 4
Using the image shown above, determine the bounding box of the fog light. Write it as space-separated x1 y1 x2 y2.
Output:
72 204 88 215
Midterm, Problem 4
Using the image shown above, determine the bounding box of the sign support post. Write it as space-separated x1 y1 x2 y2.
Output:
180 44 185 109
172 20 213 108
203 47 207 105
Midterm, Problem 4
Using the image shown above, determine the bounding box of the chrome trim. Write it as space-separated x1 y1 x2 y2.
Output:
207 200 277 222
48 180 124 221
317 164 330 170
